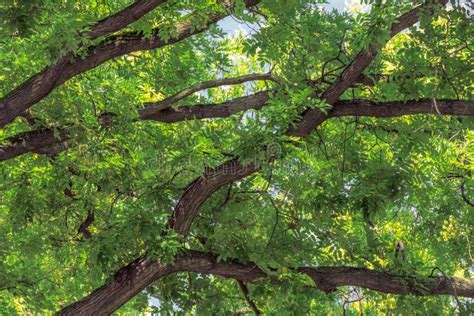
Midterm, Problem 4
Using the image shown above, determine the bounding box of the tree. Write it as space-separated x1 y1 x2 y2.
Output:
0 0 473 314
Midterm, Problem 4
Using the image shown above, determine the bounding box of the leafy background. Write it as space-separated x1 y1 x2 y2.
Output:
0 0 472 314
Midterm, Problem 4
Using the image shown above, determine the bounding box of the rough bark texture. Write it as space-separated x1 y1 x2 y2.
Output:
0 0 261 128
329 99 474 119
58 251 474 315
0 128 67 161
58 257 174 315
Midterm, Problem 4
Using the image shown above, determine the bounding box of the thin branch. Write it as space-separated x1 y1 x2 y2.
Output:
460 178 474 207
237 280 261 315
141 73 275 114
265 195 280 251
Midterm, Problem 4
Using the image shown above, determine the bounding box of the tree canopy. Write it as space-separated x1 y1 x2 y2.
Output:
0 0 473 314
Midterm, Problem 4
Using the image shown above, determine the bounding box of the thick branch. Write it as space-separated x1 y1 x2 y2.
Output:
289 0 448 137
328 99 474 120
0 89 270 161
58 250 474 314
0 0 261 128
2 97 472 161
87 0 168 40
0 128 68 161
139 90 270 122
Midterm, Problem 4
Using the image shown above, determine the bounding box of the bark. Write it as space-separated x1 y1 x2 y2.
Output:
328 99 474 119
58 251 474 315
2 97 472 161
0 128 67 161
140 90 271 122
0 0 261 128
58 257 174 315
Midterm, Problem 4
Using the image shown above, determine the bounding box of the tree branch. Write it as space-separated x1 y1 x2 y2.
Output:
169 158 259 235
86 0 168 40
288 0 448 137
0 0 261 128
2 97 472 161
57 250 474 314
0 128 68 161
0 88 270 162
141 73 275 114
139 90 271 122
237 280 261 315
77 210 95 240
328 99 474 119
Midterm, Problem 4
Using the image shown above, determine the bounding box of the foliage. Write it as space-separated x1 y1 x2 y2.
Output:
0 0 472 314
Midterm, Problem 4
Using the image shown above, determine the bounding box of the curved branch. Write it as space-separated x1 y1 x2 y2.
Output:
0 0 261 128
169 158 258 235
142 73 275 113
58 250 474 314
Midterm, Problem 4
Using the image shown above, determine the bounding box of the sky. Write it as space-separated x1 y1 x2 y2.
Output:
218 0 349 36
